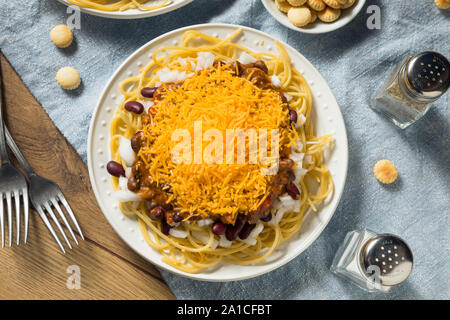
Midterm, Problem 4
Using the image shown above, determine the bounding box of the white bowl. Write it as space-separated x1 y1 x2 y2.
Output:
87 23 348 281
261 0 366 34
56 0 193 19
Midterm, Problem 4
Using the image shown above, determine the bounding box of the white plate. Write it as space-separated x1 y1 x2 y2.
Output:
261 0 366 34
57 0 193 19
87 23 348 281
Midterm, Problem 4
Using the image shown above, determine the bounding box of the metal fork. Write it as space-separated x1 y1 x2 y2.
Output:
0 61 29 247
5 126 85 252
5 127 84 253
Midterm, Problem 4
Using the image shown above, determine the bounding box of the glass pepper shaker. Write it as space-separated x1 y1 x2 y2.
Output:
330 229 413 293
371 51 450 129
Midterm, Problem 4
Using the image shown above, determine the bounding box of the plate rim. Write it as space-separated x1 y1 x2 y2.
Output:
260 0 367 34
87 23 349 281
56 0 194 19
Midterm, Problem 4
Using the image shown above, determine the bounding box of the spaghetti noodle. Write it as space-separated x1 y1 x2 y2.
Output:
108 29 334 273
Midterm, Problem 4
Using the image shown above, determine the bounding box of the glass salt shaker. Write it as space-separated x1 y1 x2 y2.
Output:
330 229 413 293
371 51 450 129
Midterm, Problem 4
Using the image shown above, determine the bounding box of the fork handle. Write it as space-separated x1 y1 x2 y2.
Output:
0 61 10 165
4 126 36 177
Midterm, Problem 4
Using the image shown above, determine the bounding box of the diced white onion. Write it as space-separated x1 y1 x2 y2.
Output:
294 167 308 183
118 176 128 190
156 67 194 83
197 218 214 227
113 190 141 202
169 228 189 238
219 235 232 248
284 93 293 102
290 151 304 164
271 75 282 88
139 100 154 113
238 51 257 64
119 137 135 167
125 167 132 178
249 222 264 239
269 195 300 226
195 52 215 71
296 113 306 128
291 139 304 153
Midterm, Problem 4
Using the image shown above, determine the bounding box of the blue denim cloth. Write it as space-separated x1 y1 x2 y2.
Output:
0 0 449 299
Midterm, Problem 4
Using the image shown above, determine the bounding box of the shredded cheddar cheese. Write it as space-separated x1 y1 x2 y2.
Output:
138 63 297 221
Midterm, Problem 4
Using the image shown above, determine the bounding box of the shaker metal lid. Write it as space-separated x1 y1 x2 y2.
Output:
404 51 450 100
361 234 413 286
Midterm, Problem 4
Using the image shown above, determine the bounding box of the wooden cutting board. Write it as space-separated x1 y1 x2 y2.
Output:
0 54 174 299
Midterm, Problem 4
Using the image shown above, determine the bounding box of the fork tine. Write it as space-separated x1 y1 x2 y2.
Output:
35 206 65 253
58 194 84 240
51 199 78 245
0 195 4 248
43 203 72 250
6 192 12 247
23 188 29 243
13 190 20 245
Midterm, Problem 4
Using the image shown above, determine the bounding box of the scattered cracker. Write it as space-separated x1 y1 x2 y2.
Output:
287 0 307 5
323 0 345 9
435 0 450 9
318 6 341 22
307 0 326 11
342 0 356 9
56 67 81 90
374 160 398 184
50 25 73 49
288 7 312 27
276 0 292 13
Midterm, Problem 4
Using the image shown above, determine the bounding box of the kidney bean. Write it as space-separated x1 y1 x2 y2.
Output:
127 176 139 192
212 222 226 236
253 60 268 74
131 131 144 153
141 87 157 98
149 206 164 221
287 169 296 182
289 109 298 125
160 219 171 235
106 161 125 177
261 212 272 222
226 216 247 241
239 222 256 240
172 212 183 223
286 182 300 200
125 101 144 114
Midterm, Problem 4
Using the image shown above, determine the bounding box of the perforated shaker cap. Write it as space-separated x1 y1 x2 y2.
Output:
401 51 450 101
360 234 413 286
